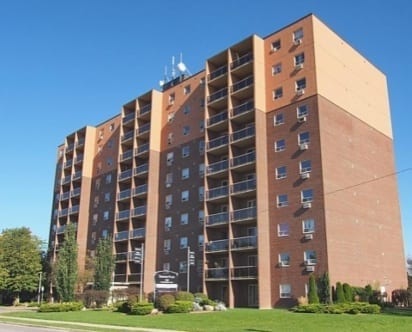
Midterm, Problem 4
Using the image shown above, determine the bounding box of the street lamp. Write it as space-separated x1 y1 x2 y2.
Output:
37 272 42 304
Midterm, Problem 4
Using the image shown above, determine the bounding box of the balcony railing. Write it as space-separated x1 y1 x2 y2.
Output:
134 163 149 176
231 265 257 279
122 112 135 124
135 143 149 156
231 178 256 195
66 143 74 152
114 274 127 282
61 175 71 185
114 230 129 242
230 150 255 168
58 208 68 217
136 123 150 136
117 189 131 201
205 267 229 279
130 227 145 239
205 239 229 252
60 191 70 201
207 87 228 104
118 169 132 181
231 235 257 250
230 126 255 143
205 212 229 226
115 252 128 262
231 52 253 70
230 100 254 118
207 111 228 127
69 205 79 214
63 160 72 169
73 171 82 180
231 206 257 222
206 135 228 151
231 76 253 93
71 187 81 197
75 138 85 147
56 225 66 234
120 149 133 161
206 160 228 176
138 104 151 117
74 155 83 164
116 210 130 221
206 185 229 200
132 205 147 217
121 130 134 142
133 184 148 197
208 65 228 81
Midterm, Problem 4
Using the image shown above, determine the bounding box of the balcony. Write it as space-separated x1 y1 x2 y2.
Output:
231 235 257 250
205 267 229 280
116 210 130 221
133 184 148 197
114 230 129 242
115 252 128 262
58 208 68 217
69 205 79 215
231 265 257 279
66 143 74 152
120 149 133 162
230 76 253 98
56 225 66 234
134 143 149 157
231 206 257 223
230 178 256 196
206 135 228 154
61 175 71 185
205 185 229 202
71 187 81 197
118 169 132 182
205 212 229 227
63 160 72 169
230 101 254 122
230 151 255 171
208 65 228 82
74 155 83 164
207 87 228 107
130 227 145 239
117 189 131 201
205 239 229 252
75 139 85 148
60 191 70 201
134 163 149 177
231 52 253 71
121 130 134 142
72 171 82 181
137 104 151 119
206 160 228 177
114 274 127 283
230 126 255 146
136 123 150 138
132 205 147 217
122 112 135 125
206 110 228 130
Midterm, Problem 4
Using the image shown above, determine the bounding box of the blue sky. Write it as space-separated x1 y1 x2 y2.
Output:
0 0 411 257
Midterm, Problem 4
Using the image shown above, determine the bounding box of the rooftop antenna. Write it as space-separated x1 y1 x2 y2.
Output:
171 56 176 79
177 52 191 76
159 65 169 88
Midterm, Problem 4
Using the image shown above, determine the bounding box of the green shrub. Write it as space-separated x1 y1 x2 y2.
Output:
308 274 319 304
291 302 380 315
194 293 208 303
114 301 131 313
201 298 216 306
38 302 83 312
130 302 154 315
158 293 175 312
343 283 353 302
336 282 345 303
175 291 194 302
166 300 193 313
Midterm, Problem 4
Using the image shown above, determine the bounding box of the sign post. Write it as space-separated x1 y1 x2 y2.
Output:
187 246 195 292
133 244 144 302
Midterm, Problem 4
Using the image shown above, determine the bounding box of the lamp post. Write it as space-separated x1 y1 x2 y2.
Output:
37 272 42 304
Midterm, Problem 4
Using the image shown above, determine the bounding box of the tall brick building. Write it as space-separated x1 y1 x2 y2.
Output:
48 14 406 308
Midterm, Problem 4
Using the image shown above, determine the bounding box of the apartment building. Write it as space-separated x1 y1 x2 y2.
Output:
48 14 406 308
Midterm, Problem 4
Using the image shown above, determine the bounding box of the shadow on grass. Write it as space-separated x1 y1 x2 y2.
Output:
382 307 412 316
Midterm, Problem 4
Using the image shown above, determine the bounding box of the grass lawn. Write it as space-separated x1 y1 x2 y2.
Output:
1 308 412 332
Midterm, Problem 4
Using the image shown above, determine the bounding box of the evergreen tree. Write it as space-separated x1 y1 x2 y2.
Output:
343 283 353 302
308 274 319 304
0 227 42 303
94 237 114 291
55 223 78 302
336 282 345 303
319 271 331 304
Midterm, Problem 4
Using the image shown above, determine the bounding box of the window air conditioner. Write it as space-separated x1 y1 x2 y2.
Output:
297 115 307 123
295 63 304 70
296 89 305 96
299 143 309 150
302 201 312 209
306 265 315 272
300 172 310 179
304 233 313 240
294 38 302 45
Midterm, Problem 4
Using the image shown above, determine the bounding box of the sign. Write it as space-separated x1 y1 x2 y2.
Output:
154 270 178 290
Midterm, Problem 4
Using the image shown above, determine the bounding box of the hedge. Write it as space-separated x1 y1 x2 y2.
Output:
291 302 381 314
38 302 84 312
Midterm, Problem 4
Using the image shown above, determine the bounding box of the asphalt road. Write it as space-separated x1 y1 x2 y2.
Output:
0 322 69 331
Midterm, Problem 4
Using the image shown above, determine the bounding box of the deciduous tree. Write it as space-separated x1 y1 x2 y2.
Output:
93 237 114 291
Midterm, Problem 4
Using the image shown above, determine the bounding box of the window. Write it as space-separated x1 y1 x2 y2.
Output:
181 190 189 202
105 174 112 184
183 125 190 136
295 53 305 66
180 213 189 225
296 78 306 92
293 28 304 42
183 105 190 115
272 63 282 75
199 186 204 201
167 132 174 145
300 160 312 173
198 210 204 224
274 113 284 126
163 262 170 271
165 194 173 208
95 178 101 190
103 211 109 221
107 139 113 148
199 140 205 154
167 152 174 165
200 77 205 85
199 120 205 132
298 132 310 144
104 192 110 202
276 166 287 179
168 93 175 105
303 218 315 233
304 250 317 265
273 87 283 100
277 194 288 207
279 253 290 266
301 189 313 203
165 216 172 231
109 123 115 131
107 157 113 166
200 98 205 107
102 229 108 238
92 213 98 225
184 85 191 95
199 163 205 177
274 139 286 152
166 172 173 187
182 168 190 179
180 236 188 249
297 104 309 118
280 284 292 298
164 239 171 252
278 223 289 237
179 261 187 273
182 145 190 158
271 39 281 52
167 112 175 123
198 234 204 249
